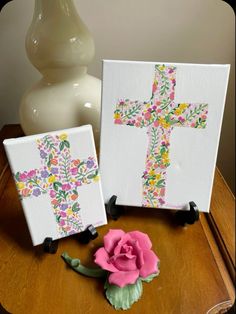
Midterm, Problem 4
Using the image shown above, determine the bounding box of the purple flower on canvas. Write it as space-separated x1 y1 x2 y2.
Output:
159 198 165 205
51 167 59 174
41 170 49 178
60 204 68 211
32 188 41 197
86 160 94 169
40 150 47 159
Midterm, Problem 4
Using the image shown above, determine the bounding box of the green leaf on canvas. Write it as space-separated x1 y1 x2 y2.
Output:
63 140 70 148
72 202 80 212
104 279 143 310
59 142 64 151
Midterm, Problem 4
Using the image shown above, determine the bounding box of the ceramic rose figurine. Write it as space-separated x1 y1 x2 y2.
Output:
62 229 160 310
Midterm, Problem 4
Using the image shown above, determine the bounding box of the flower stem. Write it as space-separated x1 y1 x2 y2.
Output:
61 252 107 278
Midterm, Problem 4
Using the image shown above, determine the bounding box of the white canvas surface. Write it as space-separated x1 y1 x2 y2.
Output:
4 125 107 245
100 60 230 212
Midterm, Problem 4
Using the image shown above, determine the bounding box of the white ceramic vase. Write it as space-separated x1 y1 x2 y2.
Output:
19 0 101 144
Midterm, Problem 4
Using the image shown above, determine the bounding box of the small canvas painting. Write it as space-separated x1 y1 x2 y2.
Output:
100 60 230 212
4 125 107 246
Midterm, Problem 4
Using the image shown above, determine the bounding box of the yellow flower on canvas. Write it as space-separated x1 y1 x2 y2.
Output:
93 175 100 183
48 175 56 183
179 103 188 110
59 133 67 141
66 208 73 216
149 169 156 177
174 108 182 116
114 112 121 119
149 180 155 186
17 182 25 190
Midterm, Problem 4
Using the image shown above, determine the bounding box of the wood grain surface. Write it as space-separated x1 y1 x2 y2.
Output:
0 125 234 314
209 169 235 281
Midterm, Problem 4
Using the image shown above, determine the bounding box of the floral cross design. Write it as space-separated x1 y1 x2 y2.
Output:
114 64 208 208
14 133 99 237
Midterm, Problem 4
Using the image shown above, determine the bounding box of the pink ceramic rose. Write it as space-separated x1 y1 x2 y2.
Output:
94 229 159 288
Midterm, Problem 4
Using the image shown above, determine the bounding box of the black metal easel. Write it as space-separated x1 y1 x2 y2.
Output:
106 195 200 225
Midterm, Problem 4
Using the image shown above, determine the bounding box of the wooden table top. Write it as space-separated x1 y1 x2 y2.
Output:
0 125 235 314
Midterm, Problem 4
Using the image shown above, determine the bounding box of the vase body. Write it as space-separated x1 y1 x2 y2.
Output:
20 0 101 144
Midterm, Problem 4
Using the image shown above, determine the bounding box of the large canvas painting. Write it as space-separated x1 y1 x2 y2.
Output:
4 126 107 245
100 60 230 212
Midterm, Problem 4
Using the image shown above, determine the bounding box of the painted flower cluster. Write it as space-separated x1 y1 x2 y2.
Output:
114 64 208 208
14 133 99 237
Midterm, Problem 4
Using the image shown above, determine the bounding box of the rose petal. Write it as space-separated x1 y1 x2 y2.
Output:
108 270 139 288
127 239 144 269
139 249 159 278
113 234 132 255
104 229 125 254
109 254 137 271
127 231 152 250
94 247 118 272
113 234 144 269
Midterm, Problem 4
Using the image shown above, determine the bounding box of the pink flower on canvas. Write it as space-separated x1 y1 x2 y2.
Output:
152 82 157 93
27 170 36 178
62 183 71 191
21 188 31 197
144 112 151 120
49 190 56 198
153 120 159 127
114 119 122 124
19 173 28 182
70 167 78 175
94 229 159 288
170 92 174 100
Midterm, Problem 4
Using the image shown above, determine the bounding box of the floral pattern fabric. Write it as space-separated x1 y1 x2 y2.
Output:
114 64 208 208
14 133 99 236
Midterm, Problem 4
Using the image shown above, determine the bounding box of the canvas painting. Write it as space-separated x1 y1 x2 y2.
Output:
100 60 230 212
4 125 107 246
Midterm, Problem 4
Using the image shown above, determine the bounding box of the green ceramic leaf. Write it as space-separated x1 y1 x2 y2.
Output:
105 279 143 310
140 271 159 283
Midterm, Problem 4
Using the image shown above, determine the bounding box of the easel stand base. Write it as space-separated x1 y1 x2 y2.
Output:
106 195 200 225
43 224 98 254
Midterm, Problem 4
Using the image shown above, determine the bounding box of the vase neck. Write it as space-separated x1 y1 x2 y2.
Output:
26 0 95 79
42 66 87 84
34 0 77 18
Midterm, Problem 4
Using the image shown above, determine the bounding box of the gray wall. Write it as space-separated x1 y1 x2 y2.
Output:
0 0 235 193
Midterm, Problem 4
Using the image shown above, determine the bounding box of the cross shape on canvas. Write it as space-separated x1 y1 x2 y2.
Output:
114 64 208 208
14 133 98 236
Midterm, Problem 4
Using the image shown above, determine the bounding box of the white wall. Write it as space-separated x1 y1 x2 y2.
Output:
0 0 235 192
